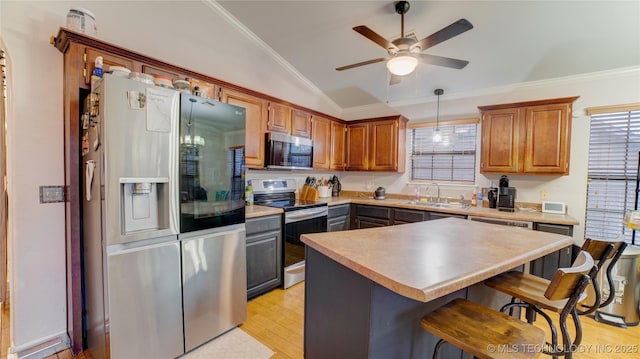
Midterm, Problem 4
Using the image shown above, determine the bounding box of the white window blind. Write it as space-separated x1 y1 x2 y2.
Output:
586 110 640 244
410 124 477 182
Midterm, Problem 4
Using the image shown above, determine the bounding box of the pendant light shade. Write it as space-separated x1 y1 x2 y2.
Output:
433 88 444 142
386 54 418 76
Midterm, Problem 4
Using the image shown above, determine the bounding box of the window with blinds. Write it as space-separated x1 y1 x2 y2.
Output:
410 123 477 182
586 110 640 245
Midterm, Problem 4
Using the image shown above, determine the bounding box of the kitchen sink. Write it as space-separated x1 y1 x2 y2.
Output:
404 201 470 210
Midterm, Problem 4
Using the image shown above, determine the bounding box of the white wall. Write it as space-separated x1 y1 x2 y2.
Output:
2 0 639 355
338 67 640 246
0 0 337 354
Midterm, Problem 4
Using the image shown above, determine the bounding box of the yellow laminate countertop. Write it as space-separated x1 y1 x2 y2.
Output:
301 217 574 303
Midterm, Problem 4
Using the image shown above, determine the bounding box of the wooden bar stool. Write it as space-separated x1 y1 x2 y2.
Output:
423 251 594 359
575 238 627 314
484 251 596 359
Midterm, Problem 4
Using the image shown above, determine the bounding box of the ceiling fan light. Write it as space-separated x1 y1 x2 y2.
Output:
386 55 418 76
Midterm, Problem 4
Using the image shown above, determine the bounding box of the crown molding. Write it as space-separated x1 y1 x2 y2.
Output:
342 65 640 120
204 0 342 115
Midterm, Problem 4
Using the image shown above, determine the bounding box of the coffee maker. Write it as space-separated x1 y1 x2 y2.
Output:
497 175 516 212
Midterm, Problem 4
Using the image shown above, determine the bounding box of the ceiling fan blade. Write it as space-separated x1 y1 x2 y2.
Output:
411 18 473 52
417 53 469 69
353 25 399 51
336 57 388 71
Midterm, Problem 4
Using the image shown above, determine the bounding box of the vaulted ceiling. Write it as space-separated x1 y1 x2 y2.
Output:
216 0 640 120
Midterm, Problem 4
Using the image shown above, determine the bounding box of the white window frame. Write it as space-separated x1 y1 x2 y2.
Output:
585 108 640 245
409 119 478 183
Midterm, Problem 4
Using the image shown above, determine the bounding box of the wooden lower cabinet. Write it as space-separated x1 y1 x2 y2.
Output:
427 212 468 220
246 215 282 299
392 208 426 224
327 204 350 232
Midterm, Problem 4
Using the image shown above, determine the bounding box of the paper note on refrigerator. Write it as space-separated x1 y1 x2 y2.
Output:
145 87 177 132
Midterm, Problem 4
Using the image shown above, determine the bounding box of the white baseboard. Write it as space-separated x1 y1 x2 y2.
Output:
9 332 70 359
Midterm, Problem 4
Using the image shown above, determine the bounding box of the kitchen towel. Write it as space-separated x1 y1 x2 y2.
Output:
182 328 274 359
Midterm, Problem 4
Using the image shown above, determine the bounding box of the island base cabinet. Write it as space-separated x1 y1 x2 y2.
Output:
246 215 282 299
530 223 574 279
304 247 464 359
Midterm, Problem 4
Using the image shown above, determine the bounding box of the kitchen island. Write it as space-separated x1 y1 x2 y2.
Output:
301 218 574 359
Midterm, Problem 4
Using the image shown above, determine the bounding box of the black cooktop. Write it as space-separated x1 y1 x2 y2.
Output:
254 192 327 212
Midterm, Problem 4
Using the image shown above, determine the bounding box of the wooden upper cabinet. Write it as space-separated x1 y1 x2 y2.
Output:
85 47 135 84
311 116 331 170
346 116 407 172
523 103 572 174
220 87 268 169
291 109 312 138
480 108 523 173
370 119 405 172
346 123 369 171
141 64 186 82
330 121 347 171
478 96 577 175
267 102 291 134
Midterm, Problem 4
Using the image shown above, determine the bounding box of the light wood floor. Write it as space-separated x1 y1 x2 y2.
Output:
241 283 640 359
2 282 637 359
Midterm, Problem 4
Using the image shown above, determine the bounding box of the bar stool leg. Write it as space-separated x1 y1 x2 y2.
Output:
432 338 446 359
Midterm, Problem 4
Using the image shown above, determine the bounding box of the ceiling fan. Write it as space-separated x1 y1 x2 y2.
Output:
336 1 473 83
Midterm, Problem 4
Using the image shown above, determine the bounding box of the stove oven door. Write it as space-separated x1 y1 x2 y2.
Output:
283 206 327 288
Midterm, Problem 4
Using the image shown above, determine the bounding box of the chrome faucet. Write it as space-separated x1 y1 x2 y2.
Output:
431 182 441 203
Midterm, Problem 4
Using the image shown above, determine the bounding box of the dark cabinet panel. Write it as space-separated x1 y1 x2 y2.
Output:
393 209 425 224
530 223 573 279
246 215 282 298
328 216 349 232
328 204 350 232
428 212 468 221
356 217 390 229
356 205 391 219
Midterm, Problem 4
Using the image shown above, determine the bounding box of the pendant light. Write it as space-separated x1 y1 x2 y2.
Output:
433 88 443 142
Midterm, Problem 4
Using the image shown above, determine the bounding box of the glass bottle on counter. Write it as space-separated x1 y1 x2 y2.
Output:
245 180 254 206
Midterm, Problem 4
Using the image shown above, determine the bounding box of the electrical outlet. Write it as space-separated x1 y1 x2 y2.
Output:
540 189 549 201
40 185 65 203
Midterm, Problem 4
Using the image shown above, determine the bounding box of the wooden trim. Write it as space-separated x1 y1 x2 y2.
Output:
408 117 479 129
52 27 346 124
348 115 408 125
585 103 640 115
477 96 579 111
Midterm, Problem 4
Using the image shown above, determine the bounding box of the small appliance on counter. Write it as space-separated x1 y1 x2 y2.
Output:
497 175 516 212
374 187 386 200
328 175 341 197
487 187 498 209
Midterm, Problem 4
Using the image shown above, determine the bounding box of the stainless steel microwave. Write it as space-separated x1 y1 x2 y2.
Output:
265 132 313 170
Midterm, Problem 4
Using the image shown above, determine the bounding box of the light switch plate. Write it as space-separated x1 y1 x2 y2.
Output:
40 186 65 203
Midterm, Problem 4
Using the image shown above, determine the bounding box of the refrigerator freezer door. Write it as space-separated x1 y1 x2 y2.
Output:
181 224 247 351
98 75 180 245
107 238 183 359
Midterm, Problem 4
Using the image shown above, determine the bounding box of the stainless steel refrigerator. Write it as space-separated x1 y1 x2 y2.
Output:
83 75 247 359
178 93 247 352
